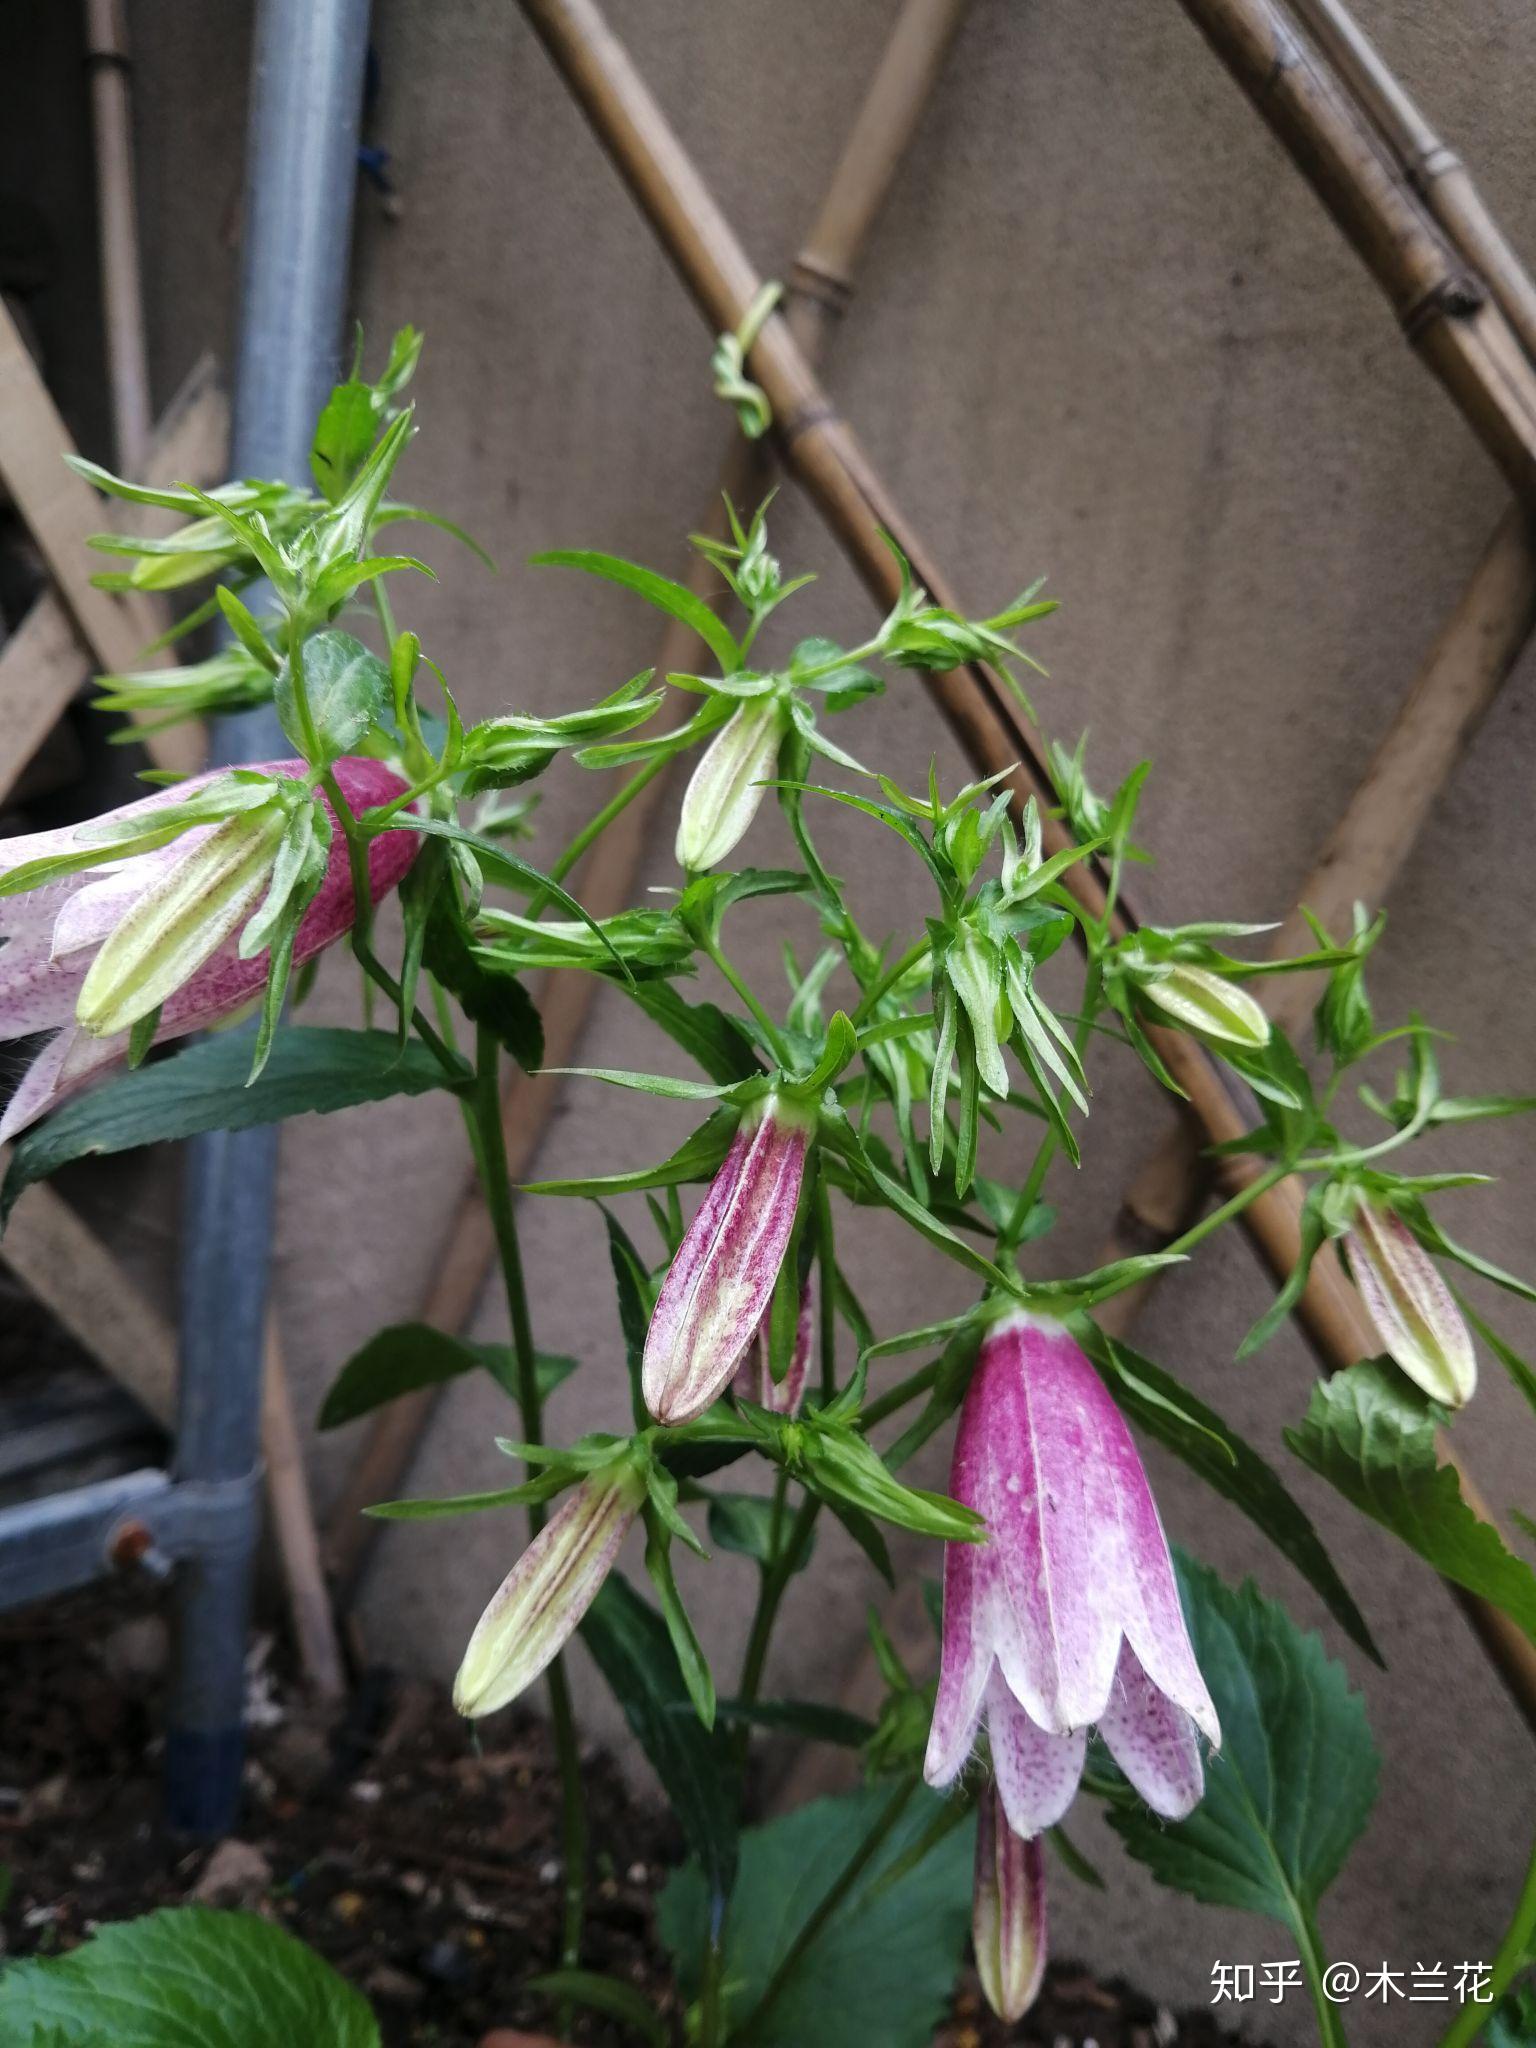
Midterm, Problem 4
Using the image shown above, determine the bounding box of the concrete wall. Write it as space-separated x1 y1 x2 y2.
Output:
14 0 1536 2037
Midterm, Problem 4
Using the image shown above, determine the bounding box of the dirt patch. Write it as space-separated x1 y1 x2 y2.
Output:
0 1587 1257 2047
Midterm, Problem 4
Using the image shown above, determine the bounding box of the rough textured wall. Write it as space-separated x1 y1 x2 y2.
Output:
29 0 1536 2035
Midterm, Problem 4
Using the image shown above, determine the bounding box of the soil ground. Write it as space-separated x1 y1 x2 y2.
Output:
0 1586 1259 2048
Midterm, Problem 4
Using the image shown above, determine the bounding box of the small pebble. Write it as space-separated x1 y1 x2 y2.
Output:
330 1891 366 1924
626 1861 648 1885
538 1858 560 1884
350 1779 383 1805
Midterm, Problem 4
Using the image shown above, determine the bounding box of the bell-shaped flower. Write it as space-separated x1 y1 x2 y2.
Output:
0 755 415 1140
1343 1198 1476 1407
643 1092 815 1426
732 1277 813 1415
973 1780 1046 2023
675 695 787 872
925 1310 1219 1836
454 1460 646 1719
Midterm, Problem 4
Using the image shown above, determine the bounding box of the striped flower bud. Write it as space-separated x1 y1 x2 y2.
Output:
674 696 787 872
732 1277 813 1416
643 1092 815 1426
973 1780 1047 2023
1343 1199 1476 1407
1137 962 1269 1049
453 1461 645 1719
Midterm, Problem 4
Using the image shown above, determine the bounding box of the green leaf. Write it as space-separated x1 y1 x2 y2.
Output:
1110 1556 1377 1933
526 1108 736 1198
525 1972 668 2048
579 1575 738 1904
2 1029 452 1227
707 1492 815 1570
712 1696 873 1748
422 896 544 1071
624 979 764 1086
318 1321 576 1428
532 548 741 673
658 1785 974 2048
277 630 389 766
0 1906 379 2047
1078 1325 1379 1662
1285 1359 1536 1642
1460 1297 1536 1425
644 1522 716 1729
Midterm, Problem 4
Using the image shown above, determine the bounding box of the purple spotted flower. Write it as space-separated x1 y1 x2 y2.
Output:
0 756 415 1140
732 1277 814 1416
642 1092 815 1427
973 1780 1046 2022
925 1311 1219 1836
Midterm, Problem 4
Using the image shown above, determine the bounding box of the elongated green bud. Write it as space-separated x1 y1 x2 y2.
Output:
1344 1200 1476 1408
453 1462 646 1719
973 1782 1047 2023
75 803 289 1037
1137 962 1269 1048
675 696 787 872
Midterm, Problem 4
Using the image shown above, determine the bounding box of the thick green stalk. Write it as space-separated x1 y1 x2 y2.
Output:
471 1025 588 1975
1437 1831 1536 2048
736 1491 819 1724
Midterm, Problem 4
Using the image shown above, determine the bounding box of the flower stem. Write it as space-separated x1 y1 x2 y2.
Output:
1295 1903 1350 2048
1161 1161 1290 1261
735 1490 819 1742
1436 1829 1536 2048
739 1775 916 2040
706 938 790 1065
470 1025 587 1977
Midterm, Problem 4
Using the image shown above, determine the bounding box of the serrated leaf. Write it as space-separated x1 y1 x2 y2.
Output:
276 630 389 766
2 1029 452 1227
657 1785 974 2048
422 897 544 1072
0 1906 380 2047
1109 1556 1377 1932
318 1321 576 1428
1285 1359 1536 1643
1078 1325 1378 1661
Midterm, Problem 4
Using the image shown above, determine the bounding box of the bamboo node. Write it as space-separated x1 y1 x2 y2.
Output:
1401 270 1486 340
778 396 842 448
788 256 854 316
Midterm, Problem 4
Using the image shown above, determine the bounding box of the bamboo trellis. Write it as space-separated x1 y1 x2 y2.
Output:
487 0 1536 1733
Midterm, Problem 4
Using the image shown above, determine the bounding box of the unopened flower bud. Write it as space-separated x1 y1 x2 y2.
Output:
453 1462 645 1719
1138 962 1269 1049
643 1092 815 1426
973 1781 1047 2023
733 1278 813 1415
1343 1199 1476 1407
675 696 787 872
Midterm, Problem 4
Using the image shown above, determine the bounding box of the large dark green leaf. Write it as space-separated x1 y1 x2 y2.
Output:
0 1907 379 2047
1 1029 451 1226
318 1321 576 1428
1110 1556 1377 1929
579 1575 738 1905
1286 1358 1536 1644
624 979 764 1086
1078 1324 1379 1662
422 898 543 1072
657 1785 974 2048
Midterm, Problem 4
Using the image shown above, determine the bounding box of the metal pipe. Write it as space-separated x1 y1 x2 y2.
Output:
166 0 370 1835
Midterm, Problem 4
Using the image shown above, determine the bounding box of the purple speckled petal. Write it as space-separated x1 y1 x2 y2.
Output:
972 1314 1122 1732
1345 1202 1476 1407
732 1276 814 1415
1098 1637 1205 1819
985 1665 1085 1838
924 1496 996 1789
642 1095 812 1426
0 1029 80 1144
973 1780 1047 2023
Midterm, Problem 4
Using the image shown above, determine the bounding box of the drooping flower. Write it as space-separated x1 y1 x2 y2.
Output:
925 1311 1219 1836
1343 1198 1476 1407
454 1462 645 1719
972 1780 1047 2023
642 1092 814 1426
674 696 787 872
732 1276 813 1415
0 756 415 1140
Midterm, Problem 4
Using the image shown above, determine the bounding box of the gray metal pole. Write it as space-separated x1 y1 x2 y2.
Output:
166 0 371 1835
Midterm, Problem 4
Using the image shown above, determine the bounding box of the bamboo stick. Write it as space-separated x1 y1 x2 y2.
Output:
85 0 154 474
321 0 973 1597
1175 0 1536 498
510 0 1536 1730
1285 0 1536 369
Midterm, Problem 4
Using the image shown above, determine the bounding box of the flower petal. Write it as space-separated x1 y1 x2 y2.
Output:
1097 1637 1205 1819
985 1665 1085 1837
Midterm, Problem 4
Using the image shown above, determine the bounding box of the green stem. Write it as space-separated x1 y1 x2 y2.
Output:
550 750 672 888
1295 1904 1349 2048
736 1492 819 1722
739 1776 916 2042
1160 1161 1290 1262
862 1359 940 1432
851 935 931 1025
996 963 1102 1261
1437 1831 1536 2048
815 1182 837 1402
706 939 790 1065
470 1026 588 1978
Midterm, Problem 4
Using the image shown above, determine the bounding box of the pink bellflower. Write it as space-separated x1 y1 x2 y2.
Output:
925 1310 1220 1836
0 755 415 1140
